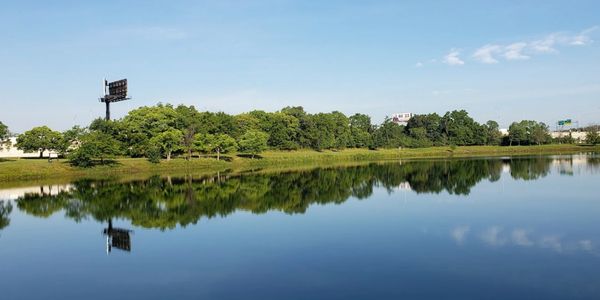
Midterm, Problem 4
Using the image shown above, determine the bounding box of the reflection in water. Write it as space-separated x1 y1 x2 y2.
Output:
3 155 595 233
1 154 600 300
0 201 12 231
103 219 132 254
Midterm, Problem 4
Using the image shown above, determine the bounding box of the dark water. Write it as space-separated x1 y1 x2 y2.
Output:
1 154 599 299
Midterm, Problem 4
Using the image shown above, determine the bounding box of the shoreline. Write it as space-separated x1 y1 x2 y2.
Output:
0 144 598 188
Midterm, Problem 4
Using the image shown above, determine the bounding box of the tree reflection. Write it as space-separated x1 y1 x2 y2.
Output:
0 201 12 231
507 156 552 180
14 157 555 230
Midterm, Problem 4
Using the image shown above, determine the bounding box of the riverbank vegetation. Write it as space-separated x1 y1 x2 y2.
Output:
1 145 599 185
1 104 599 169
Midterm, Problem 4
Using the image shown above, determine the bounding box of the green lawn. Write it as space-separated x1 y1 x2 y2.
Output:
1 144 598 187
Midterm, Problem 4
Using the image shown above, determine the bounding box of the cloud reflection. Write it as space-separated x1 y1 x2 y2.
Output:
511 229 534 247
451 226 470 245
481 226 507 247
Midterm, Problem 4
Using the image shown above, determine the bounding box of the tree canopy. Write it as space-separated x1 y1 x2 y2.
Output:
0 121 10 151
15 126 63 158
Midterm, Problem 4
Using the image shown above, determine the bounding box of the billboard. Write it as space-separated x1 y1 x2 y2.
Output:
558 119 572 126
101 79 128 102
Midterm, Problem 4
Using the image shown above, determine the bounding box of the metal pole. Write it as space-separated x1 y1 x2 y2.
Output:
105 101 110 121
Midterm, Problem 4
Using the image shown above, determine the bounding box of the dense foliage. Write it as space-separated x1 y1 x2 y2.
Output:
0 121 10 150
3 105 568 166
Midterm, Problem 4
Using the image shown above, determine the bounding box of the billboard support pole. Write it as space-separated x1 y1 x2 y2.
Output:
100 78 129 121
105 101 111 121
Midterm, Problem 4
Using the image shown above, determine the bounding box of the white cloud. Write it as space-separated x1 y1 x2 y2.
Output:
530 34 559 53
451 225 470 245
443 49 465 66
415 62 424 68
504 42 530 60
436 26 597 66
570 26 598 46
473 44 502 64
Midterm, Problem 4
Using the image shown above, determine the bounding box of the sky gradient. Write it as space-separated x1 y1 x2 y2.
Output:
1 0 599 132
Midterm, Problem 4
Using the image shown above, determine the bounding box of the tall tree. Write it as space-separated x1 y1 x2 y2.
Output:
69 131 121 166
238 130 269 158
585 129 600 145
196 133 237 160
16 126 63 159
0 121 10 151
151 129 183 161
483 120 502 145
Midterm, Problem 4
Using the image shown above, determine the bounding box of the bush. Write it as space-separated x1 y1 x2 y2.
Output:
146 146 162 164
69 148 93 167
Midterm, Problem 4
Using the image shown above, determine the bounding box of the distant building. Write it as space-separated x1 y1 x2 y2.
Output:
391 113 414 126
0 137 58 158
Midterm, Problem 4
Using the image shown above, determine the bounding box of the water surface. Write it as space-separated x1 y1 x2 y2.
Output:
1 154 599 299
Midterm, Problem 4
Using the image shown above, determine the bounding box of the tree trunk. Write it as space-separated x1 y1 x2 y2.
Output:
167 151 171 161
216 149 220 161
39 150 43 158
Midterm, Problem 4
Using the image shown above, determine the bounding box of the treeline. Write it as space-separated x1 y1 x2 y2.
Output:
0 104 581 166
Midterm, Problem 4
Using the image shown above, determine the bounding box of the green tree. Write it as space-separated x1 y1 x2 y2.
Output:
69 131 121 167
509 120 550 146
0 121 10 151
196 133 237 160
373 118 410 148
483 120 502 145
406 113 443 145
59 126 87 156
349 113 373 148
586 130 600 145
238 130 269 158
15 126 63 159
150 129 183 161
146 146 162 163
508 122 527 146
439 110 481 146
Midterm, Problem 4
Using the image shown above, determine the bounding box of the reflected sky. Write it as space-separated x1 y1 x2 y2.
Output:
0 154 599 299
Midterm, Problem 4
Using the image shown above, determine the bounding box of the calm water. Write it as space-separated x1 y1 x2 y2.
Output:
1 154 599 299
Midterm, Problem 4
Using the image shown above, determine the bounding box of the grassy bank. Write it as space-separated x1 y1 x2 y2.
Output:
1 144 598 187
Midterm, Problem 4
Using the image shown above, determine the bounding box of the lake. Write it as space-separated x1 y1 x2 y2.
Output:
1 154 599 299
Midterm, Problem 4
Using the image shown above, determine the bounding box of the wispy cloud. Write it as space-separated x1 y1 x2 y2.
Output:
435 26 596 66
571 26 599 46
473 44 502 64
530 34 559 53
504 42 530 60
443 49 465 66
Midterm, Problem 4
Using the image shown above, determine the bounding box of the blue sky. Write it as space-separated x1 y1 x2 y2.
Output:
1 0 599 132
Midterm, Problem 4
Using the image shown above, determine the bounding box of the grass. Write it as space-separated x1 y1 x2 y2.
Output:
1 144 599 188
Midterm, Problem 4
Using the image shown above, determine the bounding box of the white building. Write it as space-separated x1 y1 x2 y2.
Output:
391 113 414 126
0 137 58 158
